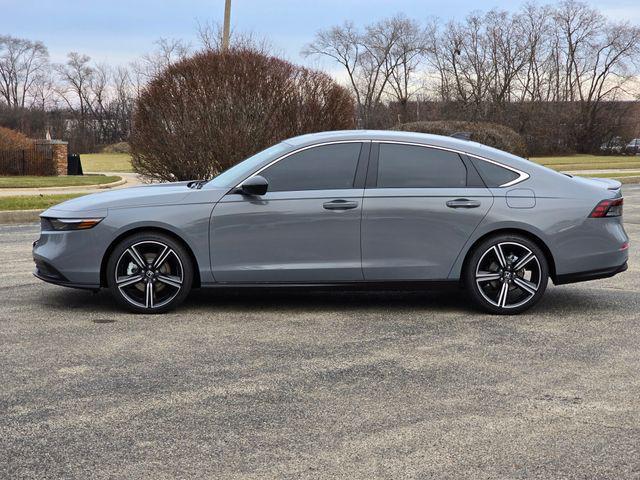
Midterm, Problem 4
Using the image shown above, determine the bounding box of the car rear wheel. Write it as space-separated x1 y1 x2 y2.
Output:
464 234 549 314
107 232 193 314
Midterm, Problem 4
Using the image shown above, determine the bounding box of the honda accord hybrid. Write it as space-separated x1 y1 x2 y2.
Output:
33 130 629 314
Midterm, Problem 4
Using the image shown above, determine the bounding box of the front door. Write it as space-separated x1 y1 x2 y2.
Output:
211 142 368 282
361 143 493 280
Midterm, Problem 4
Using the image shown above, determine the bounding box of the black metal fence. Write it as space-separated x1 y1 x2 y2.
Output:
0 145 56 176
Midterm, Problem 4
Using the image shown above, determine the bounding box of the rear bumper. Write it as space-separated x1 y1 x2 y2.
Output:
554 261 628 285
33 271 99 291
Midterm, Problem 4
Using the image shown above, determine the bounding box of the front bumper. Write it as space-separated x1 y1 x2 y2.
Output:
33 267 99 290
32 226 105 289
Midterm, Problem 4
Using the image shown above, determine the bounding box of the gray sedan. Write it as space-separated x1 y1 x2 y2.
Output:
33 130 629 314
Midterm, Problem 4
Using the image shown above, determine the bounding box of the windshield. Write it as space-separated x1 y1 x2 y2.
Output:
206 143 290 188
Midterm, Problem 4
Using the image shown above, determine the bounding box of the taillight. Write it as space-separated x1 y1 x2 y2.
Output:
589 198 623 218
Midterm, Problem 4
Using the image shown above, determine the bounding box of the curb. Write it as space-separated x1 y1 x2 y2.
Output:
0 209 41 224
95 177 126 189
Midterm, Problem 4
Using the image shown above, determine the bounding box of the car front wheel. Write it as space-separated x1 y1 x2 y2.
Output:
464 234 549 314
106 232 193 313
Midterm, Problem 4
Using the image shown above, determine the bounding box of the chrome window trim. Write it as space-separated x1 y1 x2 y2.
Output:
235 140 368 188
236 138 529 189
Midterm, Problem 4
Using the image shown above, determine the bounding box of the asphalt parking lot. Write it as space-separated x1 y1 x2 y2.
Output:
2 186 640 479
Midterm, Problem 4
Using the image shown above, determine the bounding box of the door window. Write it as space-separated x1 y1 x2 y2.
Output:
260 143 362 192
377 144 467 188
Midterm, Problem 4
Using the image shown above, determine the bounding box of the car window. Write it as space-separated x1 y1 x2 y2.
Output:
471 158 519 187
261 143 362 192
377 144 467 188
207 142 290 188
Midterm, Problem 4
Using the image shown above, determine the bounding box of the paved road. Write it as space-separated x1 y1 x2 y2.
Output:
1 187 640 479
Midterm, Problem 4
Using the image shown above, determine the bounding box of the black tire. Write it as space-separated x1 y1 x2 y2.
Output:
464 234 549 315
106 232 193 314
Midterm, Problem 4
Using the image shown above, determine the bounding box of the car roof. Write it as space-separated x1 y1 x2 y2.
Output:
284 129 475 148
283 129 514 162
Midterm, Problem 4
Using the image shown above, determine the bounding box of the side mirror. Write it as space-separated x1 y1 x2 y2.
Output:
239 175 268 196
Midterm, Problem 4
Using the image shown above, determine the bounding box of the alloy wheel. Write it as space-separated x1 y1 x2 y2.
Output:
114 240 184 309
474 241 542 309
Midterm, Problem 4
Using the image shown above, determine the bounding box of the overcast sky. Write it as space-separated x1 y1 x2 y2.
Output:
2 0 640 68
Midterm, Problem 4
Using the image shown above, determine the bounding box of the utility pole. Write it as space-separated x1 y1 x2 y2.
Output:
222 0 231 50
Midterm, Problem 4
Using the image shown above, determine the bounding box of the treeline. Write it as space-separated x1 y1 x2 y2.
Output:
2 1 640 156
366 99 640 156
0 36 192 152
305 0 640 154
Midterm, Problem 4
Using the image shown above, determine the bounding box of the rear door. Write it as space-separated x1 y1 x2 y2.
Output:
361 142 493 280
211 142 369 282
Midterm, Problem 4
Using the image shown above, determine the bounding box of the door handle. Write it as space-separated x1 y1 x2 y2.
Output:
446 198 481 209
323 199 359 210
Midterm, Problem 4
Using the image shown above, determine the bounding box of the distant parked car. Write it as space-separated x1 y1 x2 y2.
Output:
33 130 629 315
624 138 640 155
600 136 625 155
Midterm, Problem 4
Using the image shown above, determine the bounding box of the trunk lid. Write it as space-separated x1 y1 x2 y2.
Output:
570 175 622 196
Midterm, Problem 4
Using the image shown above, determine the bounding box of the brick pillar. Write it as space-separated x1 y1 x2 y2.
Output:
35 139 69 176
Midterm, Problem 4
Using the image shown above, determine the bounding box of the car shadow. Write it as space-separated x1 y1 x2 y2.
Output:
37 283 622 318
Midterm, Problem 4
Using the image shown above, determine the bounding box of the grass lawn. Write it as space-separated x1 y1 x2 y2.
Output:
81 153 132 172
0 193 86 211
531 154 640 171
0 175 121 188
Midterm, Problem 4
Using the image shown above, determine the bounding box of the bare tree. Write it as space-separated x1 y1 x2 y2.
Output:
111 66 135 142
132 38 191 82
357 16 405 125
484 10 529 105
196 20 270 53
303 23 363 117
30 69 57 111
55 52 94 137
423 18 454 102
86 63 111 142
305 16 412 127
0 35 49 109
514 3 553 102
386 15 428 122
549 0 640 149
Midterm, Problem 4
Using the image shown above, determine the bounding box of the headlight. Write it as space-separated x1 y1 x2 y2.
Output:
41 217 103 231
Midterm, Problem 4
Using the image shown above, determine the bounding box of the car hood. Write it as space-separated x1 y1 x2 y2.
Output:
41 182 227 218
